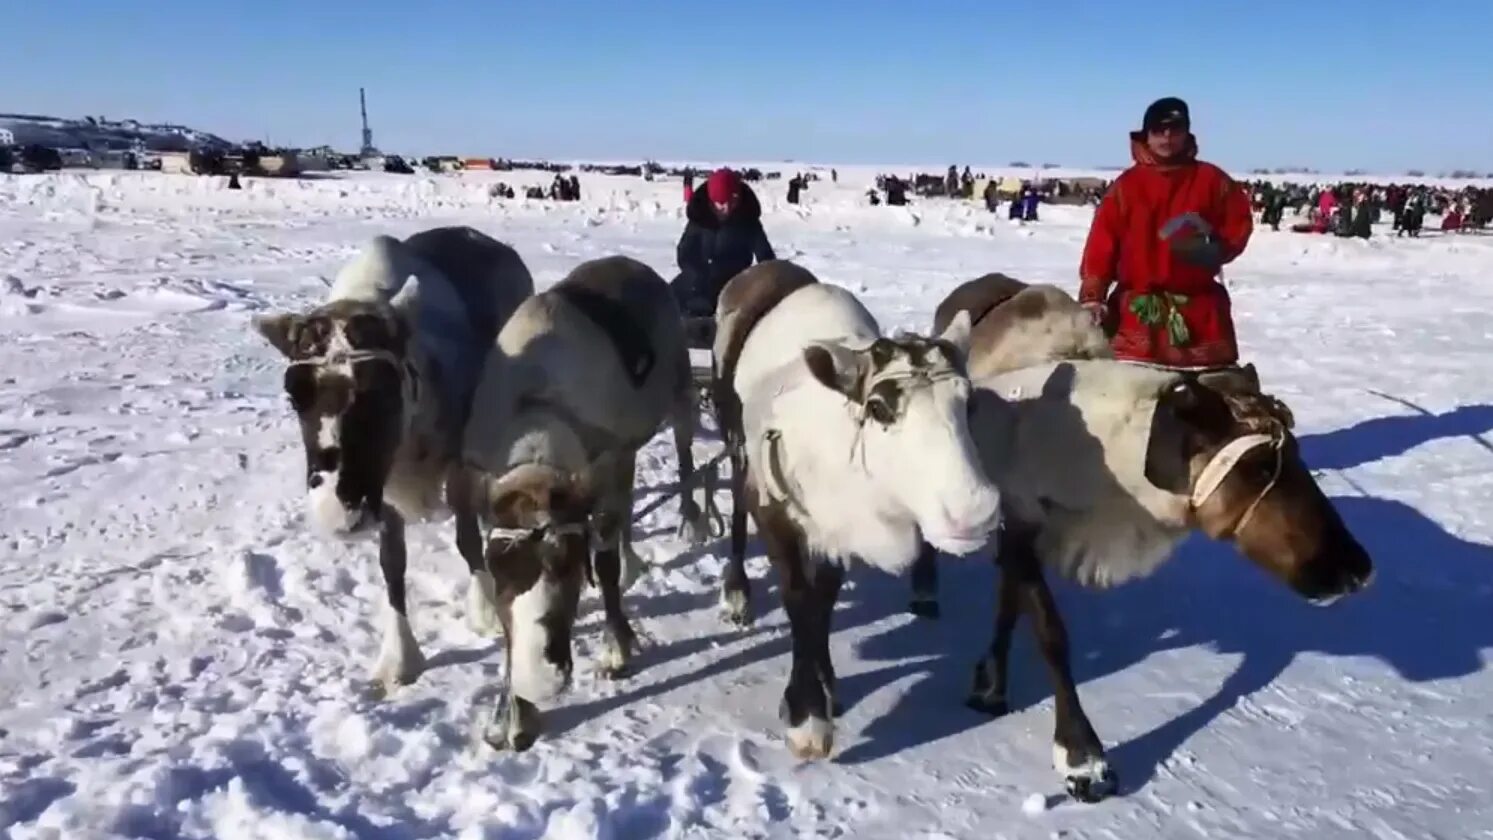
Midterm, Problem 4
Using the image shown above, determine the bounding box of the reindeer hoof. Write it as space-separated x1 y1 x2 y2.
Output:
1065 765 1117 803
719 588 752 628
786 716 835 761
677 514 711 548
485 727 538 753
484 696 541 752
596 629 636 679
1057 747 1116 803
371 612 426 695
965 692 1009 718
908 598 941 619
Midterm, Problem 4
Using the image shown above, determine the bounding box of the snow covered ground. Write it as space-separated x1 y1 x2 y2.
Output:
2 168 1491 839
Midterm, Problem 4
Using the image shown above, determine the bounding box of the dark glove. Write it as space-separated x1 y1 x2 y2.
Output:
1170 233 1223 270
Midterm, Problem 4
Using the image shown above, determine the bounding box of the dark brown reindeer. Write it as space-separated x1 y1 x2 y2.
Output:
910 273 1373 801
253 226 533 693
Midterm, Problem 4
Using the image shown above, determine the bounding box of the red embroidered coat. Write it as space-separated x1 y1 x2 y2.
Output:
1079 135 1254 368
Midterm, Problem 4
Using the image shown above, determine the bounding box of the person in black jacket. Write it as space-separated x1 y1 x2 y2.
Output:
672 168 776 317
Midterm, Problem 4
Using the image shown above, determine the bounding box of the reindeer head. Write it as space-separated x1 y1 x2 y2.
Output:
254 299 415 536
1145 376 1373 604
802 311 1002 555
479 463 595 572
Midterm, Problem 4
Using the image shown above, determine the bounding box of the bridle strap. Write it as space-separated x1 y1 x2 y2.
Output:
485 522 589 549
1190 433 1284 537
288 348 420 431
1190 433 1273 509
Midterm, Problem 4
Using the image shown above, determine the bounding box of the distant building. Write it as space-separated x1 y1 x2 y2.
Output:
0 128 13 146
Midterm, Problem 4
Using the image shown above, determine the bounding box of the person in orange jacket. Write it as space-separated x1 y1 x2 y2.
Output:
1079 97 1254 369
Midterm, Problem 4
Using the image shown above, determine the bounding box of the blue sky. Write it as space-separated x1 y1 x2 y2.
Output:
9 0 1491 172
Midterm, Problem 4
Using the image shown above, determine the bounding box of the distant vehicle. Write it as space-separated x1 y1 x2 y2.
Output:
15 144 62 173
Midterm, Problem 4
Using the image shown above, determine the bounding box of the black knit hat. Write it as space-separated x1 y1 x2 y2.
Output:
1143 97 1190 132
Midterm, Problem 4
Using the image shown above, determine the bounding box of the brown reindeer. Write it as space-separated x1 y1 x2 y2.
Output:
915 273 1372 801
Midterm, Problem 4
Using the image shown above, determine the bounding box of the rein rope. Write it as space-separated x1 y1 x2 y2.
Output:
629 449 731 532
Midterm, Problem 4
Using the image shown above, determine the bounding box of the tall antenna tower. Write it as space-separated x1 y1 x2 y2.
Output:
359 87 379 157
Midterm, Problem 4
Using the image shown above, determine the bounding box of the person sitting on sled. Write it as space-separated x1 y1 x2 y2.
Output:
1078 97 1254 377
672 167 776 319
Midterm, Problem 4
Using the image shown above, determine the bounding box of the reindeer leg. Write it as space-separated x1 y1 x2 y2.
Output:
371 506 425 694
967 545 1021 717
813 559 845 718
720 446 753 627
672 366 712 548
1008 536 1115 803
613 449 646 593
594 456 639 678
449 468 501 636
484 543 580 752
908 541 941 619
756 495 834 759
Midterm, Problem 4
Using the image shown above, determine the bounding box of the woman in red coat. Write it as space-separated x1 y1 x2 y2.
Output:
1079 97 1254 369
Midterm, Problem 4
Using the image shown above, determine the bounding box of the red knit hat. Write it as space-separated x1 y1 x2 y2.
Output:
706 168 742 204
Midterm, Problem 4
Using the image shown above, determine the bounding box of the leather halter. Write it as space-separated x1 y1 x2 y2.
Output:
1191 432 1284 536
758 355 964 515
485 521 589 549
288 347 421 434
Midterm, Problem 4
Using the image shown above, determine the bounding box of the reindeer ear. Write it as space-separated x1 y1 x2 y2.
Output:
803 342 867 402
937 309 974 357
389 274 420 312
1144 378 1232 494
252 313 302 358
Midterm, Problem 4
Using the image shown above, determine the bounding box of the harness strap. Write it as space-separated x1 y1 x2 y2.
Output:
760 429 812 520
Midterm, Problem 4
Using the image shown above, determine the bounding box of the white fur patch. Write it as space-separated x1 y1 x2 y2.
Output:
329 235 417 303
719 586 749 621
371 607 425 690
596 634 628 675
466 570 502 635
316 416 340 451
750 370 999 574
787 715 834 760
974 360 1197 588
1053 743 1115 797
509 576 567 702
307 473 360 535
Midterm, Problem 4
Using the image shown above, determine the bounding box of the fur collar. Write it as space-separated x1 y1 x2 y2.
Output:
1128 132 1200 170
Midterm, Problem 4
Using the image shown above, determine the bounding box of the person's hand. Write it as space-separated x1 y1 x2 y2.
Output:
1080 301 1106 326
1171 233 1223 270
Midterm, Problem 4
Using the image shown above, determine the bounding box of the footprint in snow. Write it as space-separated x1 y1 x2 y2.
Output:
238 551 284 601
75 669 130 698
